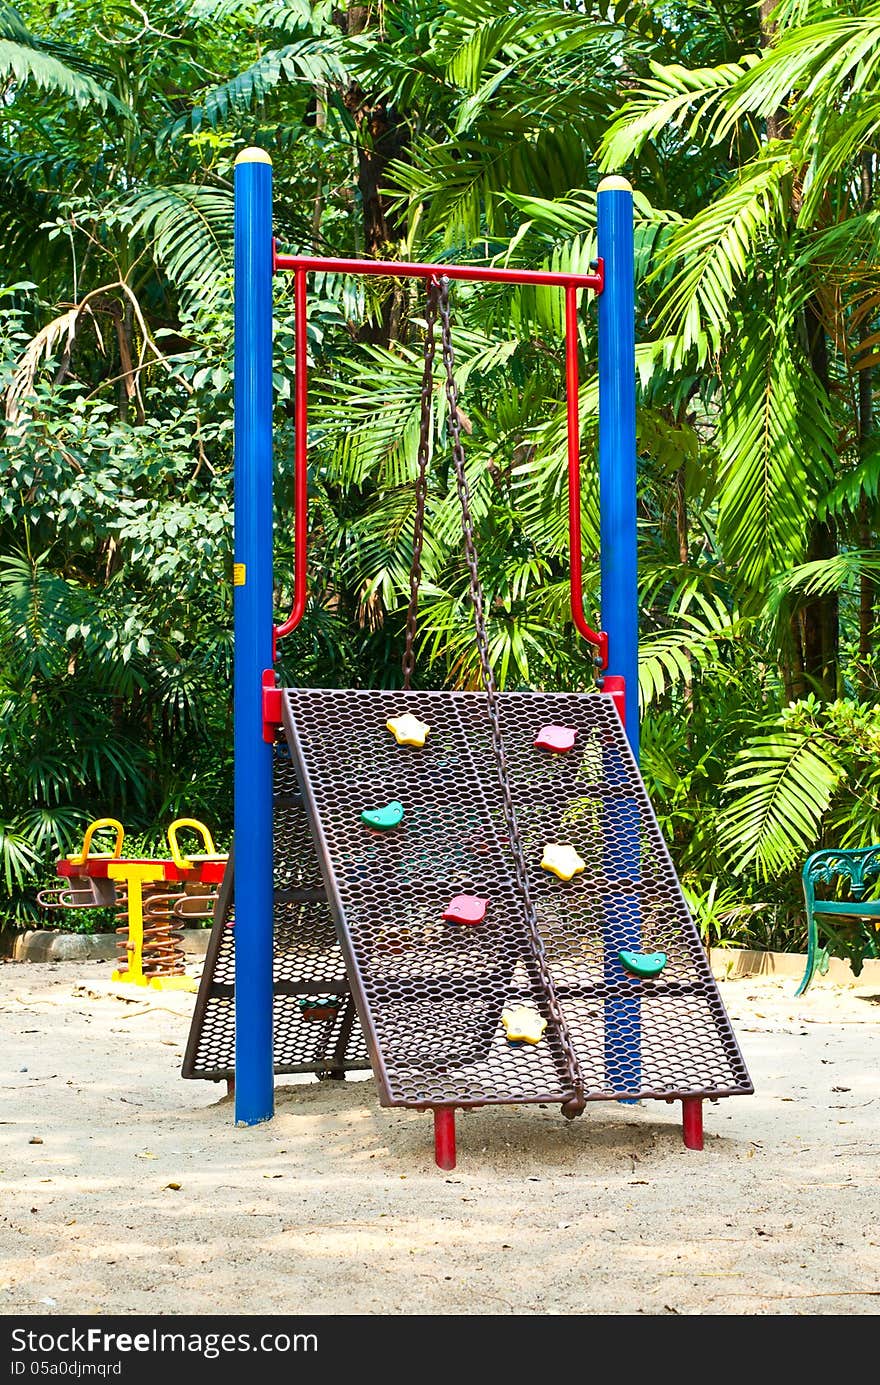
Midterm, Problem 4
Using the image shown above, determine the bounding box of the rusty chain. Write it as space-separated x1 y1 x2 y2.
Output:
436 275 586 1117
401 281 440 691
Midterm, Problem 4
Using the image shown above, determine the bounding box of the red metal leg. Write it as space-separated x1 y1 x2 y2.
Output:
682 1097 703 1150
602 674 626 727
434 1108 456 1170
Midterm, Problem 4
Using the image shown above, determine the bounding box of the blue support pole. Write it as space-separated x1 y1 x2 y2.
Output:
597 175 641 1097
598 176 638 758
233 148 275 1125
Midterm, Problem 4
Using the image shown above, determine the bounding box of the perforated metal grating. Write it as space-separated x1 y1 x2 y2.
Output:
182 751 370 1081
282 688 753 1110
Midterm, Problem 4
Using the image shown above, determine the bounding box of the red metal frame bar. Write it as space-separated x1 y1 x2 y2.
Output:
565 283 608 665
682 1097 704 1150
271 249 607 666
273 250 604 291
433 1107 456 1170
602 673 626 727
273 265 309 646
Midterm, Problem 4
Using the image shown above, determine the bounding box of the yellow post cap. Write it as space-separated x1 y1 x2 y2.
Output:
235 147 272 166
597 175 632 193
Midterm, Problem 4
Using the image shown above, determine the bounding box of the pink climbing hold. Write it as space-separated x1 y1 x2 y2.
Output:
534 725 577 753
442 895 488 926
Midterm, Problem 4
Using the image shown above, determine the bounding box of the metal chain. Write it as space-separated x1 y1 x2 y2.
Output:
436 276 586 1117
401 281 440 691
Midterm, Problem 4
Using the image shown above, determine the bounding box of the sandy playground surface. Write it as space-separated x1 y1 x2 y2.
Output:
0 957 878 1317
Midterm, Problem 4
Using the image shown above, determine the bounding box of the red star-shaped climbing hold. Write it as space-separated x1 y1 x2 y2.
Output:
534 725 577 753
442 894 488 925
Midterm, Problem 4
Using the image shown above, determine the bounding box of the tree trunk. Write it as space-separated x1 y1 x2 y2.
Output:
786 610 806 703
675 462 695 743
675 464 688 566
339 4 408 344
858 152 875 698
858 490 873 698
762 1 838 695
311 85 327 246
760 2 784 138
802 296 838 698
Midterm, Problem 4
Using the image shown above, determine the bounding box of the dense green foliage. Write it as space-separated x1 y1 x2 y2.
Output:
2 0 879 960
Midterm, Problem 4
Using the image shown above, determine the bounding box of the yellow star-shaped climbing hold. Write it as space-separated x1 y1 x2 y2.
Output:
501 1005 547 1045
386 713 431 747
540 843 586 882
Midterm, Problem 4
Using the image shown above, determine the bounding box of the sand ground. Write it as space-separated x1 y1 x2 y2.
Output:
1 957 878 1317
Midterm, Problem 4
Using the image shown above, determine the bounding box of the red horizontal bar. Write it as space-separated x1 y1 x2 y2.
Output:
274 250 604 293
56 859 226 884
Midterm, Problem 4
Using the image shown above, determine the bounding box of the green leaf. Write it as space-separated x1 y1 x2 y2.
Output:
718 729 843 879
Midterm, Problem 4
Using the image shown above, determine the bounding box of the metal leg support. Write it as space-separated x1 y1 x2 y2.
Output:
682 1096 703 1150
434 1108 456 1170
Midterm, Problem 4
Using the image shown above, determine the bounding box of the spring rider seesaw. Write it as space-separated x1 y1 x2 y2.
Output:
39 818 228 992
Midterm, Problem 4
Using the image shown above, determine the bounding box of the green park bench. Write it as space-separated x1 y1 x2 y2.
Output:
797 847 880 995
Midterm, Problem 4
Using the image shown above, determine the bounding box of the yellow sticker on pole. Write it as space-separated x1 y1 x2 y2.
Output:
233 563 246 586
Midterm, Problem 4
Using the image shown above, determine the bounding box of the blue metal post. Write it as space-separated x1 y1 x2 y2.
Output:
597 175 641 1096
233 148 275 1125
598 176 638 757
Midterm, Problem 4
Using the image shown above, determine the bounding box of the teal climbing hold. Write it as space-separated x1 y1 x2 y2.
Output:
360 800 405 831
618 949 667 979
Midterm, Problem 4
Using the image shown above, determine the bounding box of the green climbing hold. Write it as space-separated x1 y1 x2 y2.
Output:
360 800 405 831
619 949 667 979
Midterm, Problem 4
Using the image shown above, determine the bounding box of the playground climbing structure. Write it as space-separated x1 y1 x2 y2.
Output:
184 149 753 1167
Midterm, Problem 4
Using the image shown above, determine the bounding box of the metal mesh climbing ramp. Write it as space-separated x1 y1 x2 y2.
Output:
182 752 370 1081
281 688 752 1110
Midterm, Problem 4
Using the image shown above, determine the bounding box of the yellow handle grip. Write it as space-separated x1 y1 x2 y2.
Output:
66 818 125 866
167 818 218 870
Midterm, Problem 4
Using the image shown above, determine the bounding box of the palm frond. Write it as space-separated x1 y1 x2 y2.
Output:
639 592 749 707
717 727 843 878
818 439 880 518
108 185 233 311
651 149 792 355
0 820 39 892
716 296 836 586
190 37 347 130
600 56 759 168
0 3 118 108
772 550 880 600
719 7 880 138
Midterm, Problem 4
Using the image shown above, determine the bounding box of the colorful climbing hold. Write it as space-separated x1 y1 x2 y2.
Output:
501 1005 547 1045
442 894 488 926
298 997 342 1021
540 844 586 882
534 725 578 753
618 949 667 980
360 800 405 831
386 713 431 747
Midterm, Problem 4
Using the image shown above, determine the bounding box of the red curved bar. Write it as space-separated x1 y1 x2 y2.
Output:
273 265 309 643
565 284 608 667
